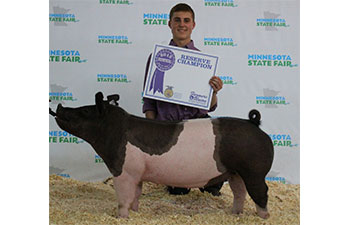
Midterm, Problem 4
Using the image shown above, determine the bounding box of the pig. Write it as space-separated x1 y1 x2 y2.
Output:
52 92 274 219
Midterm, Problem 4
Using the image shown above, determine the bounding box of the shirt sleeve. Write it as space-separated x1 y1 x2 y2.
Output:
196 102 217 116
142 97 157 113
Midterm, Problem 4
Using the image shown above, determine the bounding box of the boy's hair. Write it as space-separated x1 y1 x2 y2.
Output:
169 3 195 21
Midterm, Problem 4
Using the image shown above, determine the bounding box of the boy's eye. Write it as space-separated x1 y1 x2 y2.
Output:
173 17 191 24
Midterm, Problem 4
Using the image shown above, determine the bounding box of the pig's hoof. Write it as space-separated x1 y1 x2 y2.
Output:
257 210 270 219
131 205 139 212
117 210 129 218
256 204 269 219
131 200 139 212
117 214 129 219
232 208 243 215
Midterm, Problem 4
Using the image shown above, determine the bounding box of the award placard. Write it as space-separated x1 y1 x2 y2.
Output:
143 44 219 110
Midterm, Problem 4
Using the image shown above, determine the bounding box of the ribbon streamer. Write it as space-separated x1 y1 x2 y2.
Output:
149 68 165 94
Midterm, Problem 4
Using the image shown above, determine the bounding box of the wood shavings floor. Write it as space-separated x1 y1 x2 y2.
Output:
49 175 299 225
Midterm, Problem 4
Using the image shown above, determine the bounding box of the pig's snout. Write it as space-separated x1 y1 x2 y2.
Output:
49 104 63 117
55 104 70 122
49 108 56 117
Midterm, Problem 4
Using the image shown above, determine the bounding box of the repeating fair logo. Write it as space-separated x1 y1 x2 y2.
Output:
50 166 71 178
95 155 104 163
50 6 79 26
269 134 298 148
267 171 293 184
257 11 290 31
218 75 237 85
50 84 77 105
99 0 133 5
256 88 289 108
97 74 131 83
49 92 76 103
266 176 286 184
98 35 132 44
49 130 83 144
49 50 87 63
204 0 237 7
143 13 169 25
204 37 237 47
248 54 297 67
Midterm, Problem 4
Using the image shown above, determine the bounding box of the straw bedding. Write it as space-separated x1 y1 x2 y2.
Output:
49 175 299 225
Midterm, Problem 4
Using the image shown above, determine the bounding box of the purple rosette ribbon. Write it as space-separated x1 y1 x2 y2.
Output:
149 49 175 94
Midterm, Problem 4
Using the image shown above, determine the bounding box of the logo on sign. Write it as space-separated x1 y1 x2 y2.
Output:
204 37 237 47
49 6 79 26
218 75 237 85
256 88 290 108
189 91 208 105
95 155 104 163
49 50 87 63
49 130 83 144
248 54 297 67
257 11 290 31
269 134 298 148
204 0 237 7
143 13 169 25
149 49 176 94
99 0 133 5
98 35 132 44
49 84 77 105
164 86 174 98
97 74 131 83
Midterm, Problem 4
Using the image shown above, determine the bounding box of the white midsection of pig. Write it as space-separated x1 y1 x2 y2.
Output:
121 119 222 188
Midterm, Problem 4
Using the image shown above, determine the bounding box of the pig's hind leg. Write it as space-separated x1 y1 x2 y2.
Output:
238 171 270 219
228 173 247 215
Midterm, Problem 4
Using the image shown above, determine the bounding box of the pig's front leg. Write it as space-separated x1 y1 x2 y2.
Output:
131 182 143 212
113 174 140 218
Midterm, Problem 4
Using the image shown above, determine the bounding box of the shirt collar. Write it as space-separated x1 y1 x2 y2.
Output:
169 39 195 49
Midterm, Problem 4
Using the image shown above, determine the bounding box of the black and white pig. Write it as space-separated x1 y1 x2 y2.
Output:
51 92 274 219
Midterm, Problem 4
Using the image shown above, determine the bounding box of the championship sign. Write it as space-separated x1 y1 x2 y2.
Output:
143 44 219 110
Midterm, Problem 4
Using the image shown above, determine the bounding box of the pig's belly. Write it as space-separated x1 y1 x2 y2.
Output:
126 119 222 188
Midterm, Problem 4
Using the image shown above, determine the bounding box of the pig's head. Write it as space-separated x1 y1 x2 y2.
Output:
54 92 124 146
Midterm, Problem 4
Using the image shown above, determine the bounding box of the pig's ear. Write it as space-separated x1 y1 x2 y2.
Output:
95 92 105 114
107 94 120 106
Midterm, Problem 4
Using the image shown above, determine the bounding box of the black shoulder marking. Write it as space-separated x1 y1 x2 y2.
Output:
91 105 129 177
93 142 127 177
126 116 184 155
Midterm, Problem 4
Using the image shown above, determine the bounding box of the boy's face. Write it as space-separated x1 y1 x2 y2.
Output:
168 11 196 44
